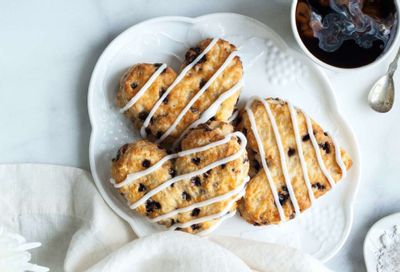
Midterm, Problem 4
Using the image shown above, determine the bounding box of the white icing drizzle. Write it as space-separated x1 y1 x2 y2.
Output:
228 109 239 123
110 131 247 234
171 79 244 149
304 113 336 188
197 210 237 236
116 132 247 210
111 131 247 234
287 102 315 204
245 98 286 222
140 38 220 138
258 98 301 216
245 97 348 221
111 132 238 188
151 176 249 223
246 97 348 221
156 51 239 143
119 63 167 113
327 132 347 179
168 187 245 230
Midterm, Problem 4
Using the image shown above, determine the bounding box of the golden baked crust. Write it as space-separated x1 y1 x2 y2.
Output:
116 38 243 146
116 63 177 131
111 121 249 234
238 98 353 225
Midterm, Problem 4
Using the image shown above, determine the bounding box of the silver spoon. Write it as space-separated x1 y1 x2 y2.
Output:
368 47 399 113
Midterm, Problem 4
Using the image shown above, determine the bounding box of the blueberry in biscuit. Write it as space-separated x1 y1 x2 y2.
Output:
237 97 352 225
116 38 243 149
111 121 249 234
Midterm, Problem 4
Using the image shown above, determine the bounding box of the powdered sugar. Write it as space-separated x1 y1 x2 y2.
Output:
377 225 400 272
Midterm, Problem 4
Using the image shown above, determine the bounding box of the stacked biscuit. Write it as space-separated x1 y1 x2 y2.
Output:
110 38 353 234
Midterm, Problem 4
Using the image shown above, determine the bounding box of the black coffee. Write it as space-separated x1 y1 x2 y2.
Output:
296 0 398 68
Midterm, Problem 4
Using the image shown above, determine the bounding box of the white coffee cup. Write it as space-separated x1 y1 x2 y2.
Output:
290 0 400 71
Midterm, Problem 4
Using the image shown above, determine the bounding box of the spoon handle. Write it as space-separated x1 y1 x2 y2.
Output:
388 46 400 77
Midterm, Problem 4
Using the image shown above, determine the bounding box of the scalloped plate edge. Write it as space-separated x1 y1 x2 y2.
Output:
87 13 361 263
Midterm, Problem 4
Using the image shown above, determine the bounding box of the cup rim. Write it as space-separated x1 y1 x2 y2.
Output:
290 0 400 72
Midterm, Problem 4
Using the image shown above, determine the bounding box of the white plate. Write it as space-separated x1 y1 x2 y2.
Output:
364 213 400 271
88 13 361 262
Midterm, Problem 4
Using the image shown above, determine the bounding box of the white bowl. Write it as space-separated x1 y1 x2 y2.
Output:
290 0 400 72
364 213 400 271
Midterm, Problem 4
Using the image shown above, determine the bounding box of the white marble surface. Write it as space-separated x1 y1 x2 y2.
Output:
0 0 399 271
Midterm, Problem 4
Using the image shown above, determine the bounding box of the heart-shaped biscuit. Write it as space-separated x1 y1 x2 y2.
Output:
116 38 243 148
238 97 353 225
111 121 249 234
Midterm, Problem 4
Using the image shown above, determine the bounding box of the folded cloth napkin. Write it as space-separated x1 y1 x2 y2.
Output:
85 232 251 272
0 164 332 272
0 164 135 271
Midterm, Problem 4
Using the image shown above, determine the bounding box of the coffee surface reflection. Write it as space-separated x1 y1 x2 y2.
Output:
296 0 398 68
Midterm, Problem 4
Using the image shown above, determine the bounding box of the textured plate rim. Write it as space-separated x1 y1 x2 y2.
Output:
87 12 361 262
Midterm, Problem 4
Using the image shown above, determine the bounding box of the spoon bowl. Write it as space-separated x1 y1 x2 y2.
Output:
368 75 395 113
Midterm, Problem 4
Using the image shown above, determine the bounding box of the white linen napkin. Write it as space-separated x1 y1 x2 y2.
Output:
85 232 251 272
0 164 332 272
0 164 135 271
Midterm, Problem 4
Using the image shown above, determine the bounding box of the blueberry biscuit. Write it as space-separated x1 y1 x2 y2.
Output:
116 38 243 148
111 121 249 234
238 97 353 225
